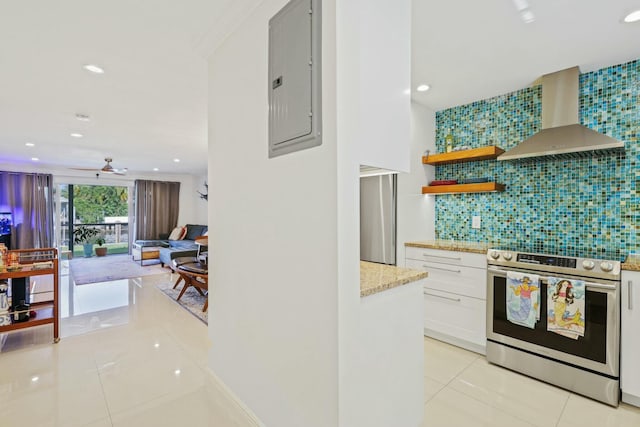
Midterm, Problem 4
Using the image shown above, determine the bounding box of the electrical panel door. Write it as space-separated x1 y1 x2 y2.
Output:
268 0 321 157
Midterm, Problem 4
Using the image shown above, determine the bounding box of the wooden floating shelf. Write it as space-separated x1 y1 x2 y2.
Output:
421 182 506 195
422 146 505 165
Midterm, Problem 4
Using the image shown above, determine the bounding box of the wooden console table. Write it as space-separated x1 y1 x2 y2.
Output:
0 248 59 342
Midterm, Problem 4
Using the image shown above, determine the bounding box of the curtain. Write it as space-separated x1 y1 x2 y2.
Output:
0 171 54 249
134 180 180 240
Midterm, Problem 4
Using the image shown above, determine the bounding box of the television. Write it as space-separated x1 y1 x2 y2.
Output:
0 212 11 236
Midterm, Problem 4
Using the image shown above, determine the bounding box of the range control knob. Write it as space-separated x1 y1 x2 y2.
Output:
490 251 500 259
600 261 614 272
582 260 595 270
502 252 513 261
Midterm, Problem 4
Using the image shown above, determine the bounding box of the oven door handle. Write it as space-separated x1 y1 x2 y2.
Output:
487 267 618 291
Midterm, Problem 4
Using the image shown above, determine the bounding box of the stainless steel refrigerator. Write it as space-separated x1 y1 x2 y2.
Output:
360 174 397 265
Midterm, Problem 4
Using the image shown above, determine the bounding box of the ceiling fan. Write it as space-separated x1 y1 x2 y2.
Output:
71 157 128 175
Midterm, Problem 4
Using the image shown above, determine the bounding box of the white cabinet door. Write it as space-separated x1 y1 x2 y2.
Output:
423 288 486 351
405 258 486 299
622 270 640 407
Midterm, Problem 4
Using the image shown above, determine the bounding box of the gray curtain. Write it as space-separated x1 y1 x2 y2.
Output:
0 171 54 249
134 180 180 240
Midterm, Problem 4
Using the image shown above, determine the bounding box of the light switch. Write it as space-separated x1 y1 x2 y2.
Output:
472 216 481 229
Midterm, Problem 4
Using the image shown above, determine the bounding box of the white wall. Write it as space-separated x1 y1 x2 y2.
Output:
396 102 436 264
207 0 413 425
354 0 411 173
207 0 340 425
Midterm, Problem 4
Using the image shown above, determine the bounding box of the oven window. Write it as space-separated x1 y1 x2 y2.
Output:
492 276 607 363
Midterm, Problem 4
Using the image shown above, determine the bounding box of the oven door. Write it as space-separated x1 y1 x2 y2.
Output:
487 266 619 377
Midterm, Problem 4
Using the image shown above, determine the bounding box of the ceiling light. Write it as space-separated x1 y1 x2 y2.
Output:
31 157 39 162
624 10 640 23
153 167 159 171
70 133 83 138
416 84 430 92
83 64 105 74
31 376 39 382
174 369 181 375
25 142 35 147
173 158 180 163
75 114 90 122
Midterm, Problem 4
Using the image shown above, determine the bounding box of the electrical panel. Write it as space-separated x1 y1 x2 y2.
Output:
268 0 322 157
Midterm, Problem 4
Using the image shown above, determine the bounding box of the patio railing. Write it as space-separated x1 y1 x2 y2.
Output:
61 222 130 256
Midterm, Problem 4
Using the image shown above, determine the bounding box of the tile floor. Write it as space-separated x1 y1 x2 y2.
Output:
1 264 640 426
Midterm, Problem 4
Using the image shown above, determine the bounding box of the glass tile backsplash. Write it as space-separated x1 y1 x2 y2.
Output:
434 59 639 261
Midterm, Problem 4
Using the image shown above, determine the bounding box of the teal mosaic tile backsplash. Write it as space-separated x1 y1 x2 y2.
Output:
434 59 639 261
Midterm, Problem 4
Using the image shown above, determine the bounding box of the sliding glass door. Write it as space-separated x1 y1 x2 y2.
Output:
57 183 131 257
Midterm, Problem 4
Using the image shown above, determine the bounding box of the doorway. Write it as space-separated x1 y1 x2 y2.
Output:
56 183 132 257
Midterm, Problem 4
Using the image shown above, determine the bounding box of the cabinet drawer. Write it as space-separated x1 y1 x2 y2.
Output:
423 288 486 348
406 258 486 299
405 246 486 269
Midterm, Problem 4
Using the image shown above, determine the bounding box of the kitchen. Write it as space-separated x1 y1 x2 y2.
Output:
358 62 640 424
384 12 639 425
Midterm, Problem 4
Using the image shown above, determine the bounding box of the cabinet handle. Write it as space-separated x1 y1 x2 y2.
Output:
423 253 461 261
422 264 461 274
629 280 634 311
423 291 461 302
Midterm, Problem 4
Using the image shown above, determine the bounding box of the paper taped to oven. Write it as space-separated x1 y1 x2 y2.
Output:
547 277 585 339
506 271 540 329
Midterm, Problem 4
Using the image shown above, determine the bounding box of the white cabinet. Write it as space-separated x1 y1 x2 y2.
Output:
621 270 640 407
405 246 487 354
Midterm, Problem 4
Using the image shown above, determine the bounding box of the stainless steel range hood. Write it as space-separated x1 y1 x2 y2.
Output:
498 67 624 161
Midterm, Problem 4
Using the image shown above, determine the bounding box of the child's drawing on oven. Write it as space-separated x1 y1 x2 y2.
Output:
551 280 582 327
508 276 539 321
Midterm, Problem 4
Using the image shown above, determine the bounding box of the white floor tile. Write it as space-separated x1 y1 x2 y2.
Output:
557 394 640 427
449 358 569 427
423 336 479 384
422 387 536 427
423 376 445 403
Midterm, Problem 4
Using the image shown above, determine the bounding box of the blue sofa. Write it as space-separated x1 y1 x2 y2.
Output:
158 224 208 269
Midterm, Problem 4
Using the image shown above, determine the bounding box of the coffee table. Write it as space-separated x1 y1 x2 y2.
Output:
132 240 169 266
176 261 208 312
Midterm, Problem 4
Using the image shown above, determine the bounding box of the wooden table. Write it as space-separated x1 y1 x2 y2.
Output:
176 261 208 312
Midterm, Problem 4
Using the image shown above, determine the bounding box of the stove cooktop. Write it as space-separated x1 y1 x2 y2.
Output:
487 249 621 281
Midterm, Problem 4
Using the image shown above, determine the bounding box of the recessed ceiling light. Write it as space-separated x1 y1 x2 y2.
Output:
31 157 39 162
173 158 180 163
624 10 640 23
75 114 90 122
25 142 35 147
153 167 159 171
83 64 105 74
416 84 431 92
70 133 83 138
31 376 39 382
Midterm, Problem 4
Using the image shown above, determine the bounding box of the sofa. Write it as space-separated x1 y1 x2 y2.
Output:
157 224 208 269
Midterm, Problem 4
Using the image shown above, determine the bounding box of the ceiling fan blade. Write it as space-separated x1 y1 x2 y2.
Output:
69 167 101 171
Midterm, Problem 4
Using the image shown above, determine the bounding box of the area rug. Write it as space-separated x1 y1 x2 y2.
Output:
156 281 208 324
70 254 168 285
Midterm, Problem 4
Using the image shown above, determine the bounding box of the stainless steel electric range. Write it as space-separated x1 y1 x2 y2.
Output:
486 249 621 406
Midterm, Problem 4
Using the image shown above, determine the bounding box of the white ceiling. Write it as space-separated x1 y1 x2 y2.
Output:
1 0 639 175
412 0 640 110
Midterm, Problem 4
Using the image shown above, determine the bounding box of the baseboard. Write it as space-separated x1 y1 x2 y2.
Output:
424 328 486 355
622 392 640 408
206 367 265 426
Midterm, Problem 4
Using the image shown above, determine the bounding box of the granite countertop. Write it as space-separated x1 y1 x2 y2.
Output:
404 240 490 255
360 261 428 297
622 254 640 271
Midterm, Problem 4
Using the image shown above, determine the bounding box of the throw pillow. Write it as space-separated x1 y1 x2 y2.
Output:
168 226 185 240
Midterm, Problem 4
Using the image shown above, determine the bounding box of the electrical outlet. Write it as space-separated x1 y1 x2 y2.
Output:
472 216 481 229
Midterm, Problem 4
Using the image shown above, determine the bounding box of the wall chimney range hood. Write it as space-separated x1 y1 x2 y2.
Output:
498 67 624 161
